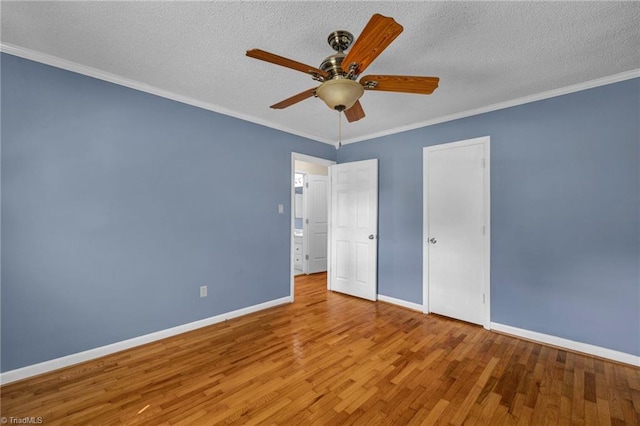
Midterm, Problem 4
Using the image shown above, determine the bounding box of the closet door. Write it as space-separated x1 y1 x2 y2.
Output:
423 137 490 327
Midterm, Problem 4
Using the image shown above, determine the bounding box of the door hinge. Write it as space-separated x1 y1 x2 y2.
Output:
483 293 486 304
481 158 486 169
305 254 309 260
482 225 486 235
305 218 309 224
305 182 309 188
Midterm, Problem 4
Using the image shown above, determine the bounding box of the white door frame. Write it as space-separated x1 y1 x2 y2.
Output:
422 136 491 329
291 153 335 301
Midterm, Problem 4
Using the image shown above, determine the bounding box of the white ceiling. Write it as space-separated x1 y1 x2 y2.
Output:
2 1 639 145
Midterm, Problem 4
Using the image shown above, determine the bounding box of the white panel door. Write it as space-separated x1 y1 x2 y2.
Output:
423 137 490 327
329 159 378 301
304 174 328 274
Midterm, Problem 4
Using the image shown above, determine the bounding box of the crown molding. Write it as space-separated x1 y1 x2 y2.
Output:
2 43 638 147
341 68 640 145
0 43 332 145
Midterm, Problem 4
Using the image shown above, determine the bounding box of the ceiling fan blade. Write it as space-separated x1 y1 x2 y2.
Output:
343 14 404 75
247 49 328 79
344 100 365 122
270 87 317 109
360 75 440 94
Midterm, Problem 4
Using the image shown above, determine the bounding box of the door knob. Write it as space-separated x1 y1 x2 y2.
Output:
429 238 437 244
369 234 375 240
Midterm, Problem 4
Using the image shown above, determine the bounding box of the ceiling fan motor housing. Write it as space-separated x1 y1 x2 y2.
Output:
320 53 347 79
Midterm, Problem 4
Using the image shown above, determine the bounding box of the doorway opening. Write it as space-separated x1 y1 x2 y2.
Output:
291 153 335 301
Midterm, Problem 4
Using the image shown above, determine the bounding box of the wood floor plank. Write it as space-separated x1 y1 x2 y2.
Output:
1 272 638 425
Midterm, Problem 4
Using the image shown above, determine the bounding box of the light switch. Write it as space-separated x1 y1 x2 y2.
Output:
278 204 284 214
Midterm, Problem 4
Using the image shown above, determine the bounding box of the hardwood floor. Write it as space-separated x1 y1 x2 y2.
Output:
2 272 639 425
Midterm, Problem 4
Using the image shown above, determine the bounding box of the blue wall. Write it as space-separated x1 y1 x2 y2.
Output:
2 52 638 373
337 78 640 356
0 53 336 372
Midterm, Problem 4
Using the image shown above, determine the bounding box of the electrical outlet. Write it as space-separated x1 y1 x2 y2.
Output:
200 285 207 298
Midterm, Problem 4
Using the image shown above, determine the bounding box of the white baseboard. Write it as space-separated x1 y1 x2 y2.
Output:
0 296 292 385
377 294 423 312
491 322 640 367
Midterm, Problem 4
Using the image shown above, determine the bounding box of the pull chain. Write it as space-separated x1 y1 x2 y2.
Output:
336 110 342 150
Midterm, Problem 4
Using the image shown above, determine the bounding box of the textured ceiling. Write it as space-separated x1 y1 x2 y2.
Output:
2 1 639 145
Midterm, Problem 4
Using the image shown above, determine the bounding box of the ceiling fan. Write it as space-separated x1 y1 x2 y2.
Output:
246 13 440 123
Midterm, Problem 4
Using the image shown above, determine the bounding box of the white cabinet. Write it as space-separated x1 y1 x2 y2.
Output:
294 236 304 272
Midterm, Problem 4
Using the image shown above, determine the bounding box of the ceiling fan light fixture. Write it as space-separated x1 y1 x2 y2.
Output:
316 78 364 111
248 14 436 122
